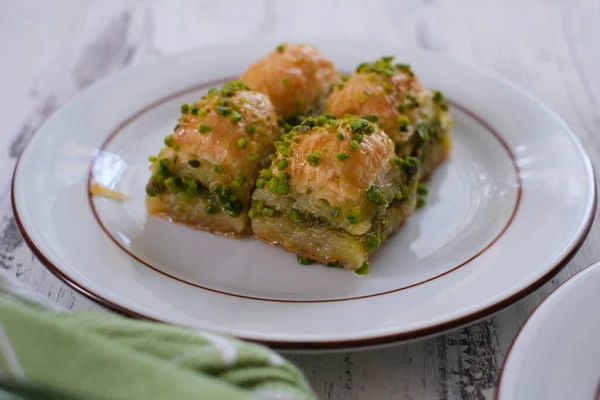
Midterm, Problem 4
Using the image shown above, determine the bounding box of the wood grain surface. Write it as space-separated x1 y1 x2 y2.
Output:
1 1 599 398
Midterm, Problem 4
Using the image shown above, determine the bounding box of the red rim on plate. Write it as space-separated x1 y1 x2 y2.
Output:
11 74 597 349
86 80 522 303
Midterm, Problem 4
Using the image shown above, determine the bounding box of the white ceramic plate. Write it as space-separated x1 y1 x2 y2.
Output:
497 261 600 399
12 40 596 350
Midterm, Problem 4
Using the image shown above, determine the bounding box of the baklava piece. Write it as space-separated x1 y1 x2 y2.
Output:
326 56 452 180
240 43 339 124
250 115 420 272
146 81 279 236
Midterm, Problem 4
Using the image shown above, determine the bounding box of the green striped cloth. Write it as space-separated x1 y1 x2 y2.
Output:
0 271 316 400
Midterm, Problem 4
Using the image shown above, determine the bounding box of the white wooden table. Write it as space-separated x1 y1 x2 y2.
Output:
2 1 599 398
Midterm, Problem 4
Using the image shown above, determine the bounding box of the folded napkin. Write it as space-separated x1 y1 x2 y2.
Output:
0 271 316 400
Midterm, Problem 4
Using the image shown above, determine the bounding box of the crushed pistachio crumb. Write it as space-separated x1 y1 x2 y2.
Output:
246 124 256 135
269 177 279 193
363 114 379 122
350 140 360 150
220 81 250 97
336 152 350 161
347 210 361 224
306 153 319 167
232 173 247 189
366 185 386 205
260 169 273 180
433 90 449 110
405 94 419 109
237 138 248 149
214 165 224 173
206 204 218 215
276 181 290 194
216 106 230 116
164 135 179 150
297 255 315 265
396 63 414 76
327 261 344 268
349 118 374 134
417 122 431 141
365 233 381 251
356 262 370 275
181 104 190 114
398 116 410 132
289 208 301 222
230 110 242 122
198 124 211 134
276 159 289 171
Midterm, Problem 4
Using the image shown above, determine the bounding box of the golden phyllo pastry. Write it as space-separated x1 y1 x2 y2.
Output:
240 43 339 120
326 56 452 179
250 114 420 272
146 81 279 236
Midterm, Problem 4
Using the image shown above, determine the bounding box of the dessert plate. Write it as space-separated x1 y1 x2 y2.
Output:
12 40 596 350
497 261 600 399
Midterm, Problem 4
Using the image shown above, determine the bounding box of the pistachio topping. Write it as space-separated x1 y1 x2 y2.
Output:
355 262 370 275
356 56 413 78
346 210 361 224
432 90 449 110
297 255 315 265
398 116 410 132
362 114 379 122
366 185 386 205
277 159 289 171
237 138 248 149
335 152 350 161
216 106 230 116
230 110 242 122
206 204 218 215
306 153 320 167
198 124 211 134
246 124 256 135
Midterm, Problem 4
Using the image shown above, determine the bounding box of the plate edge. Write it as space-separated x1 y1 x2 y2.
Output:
495 259 600 399
11 152 597 349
